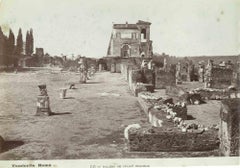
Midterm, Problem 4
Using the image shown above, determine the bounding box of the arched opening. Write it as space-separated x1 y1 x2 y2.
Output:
121 44 131 57
141 29 146 39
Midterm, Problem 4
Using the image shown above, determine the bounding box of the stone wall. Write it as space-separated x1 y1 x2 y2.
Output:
155 70 176 89
128 127 219 152
219 98 240 156
128 69 142 95
205 66 233 89
211 68 233 89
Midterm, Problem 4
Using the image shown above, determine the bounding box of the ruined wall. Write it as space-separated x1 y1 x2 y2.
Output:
155 70 176 89
141 69 154 85
219 98 240 156
210 68 233 89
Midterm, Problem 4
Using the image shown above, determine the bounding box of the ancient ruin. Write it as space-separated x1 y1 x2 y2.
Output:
107 20 153 58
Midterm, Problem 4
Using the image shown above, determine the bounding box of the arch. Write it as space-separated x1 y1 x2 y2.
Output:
141 29 146 39
121 44 131 57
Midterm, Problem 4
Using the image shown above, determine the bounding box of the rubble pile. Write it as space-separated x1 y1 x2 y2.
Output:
179 92 203 105
128 91 220 152
190 87 240 100
138 92 215 132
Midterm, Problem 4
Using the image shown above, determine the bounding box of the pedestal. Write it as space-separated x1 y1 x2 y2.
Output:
36 95 52 116
60 88 67 99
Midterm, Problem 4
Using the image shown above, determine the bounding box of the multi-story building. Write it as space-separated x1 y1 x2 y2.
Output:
107 20 153 58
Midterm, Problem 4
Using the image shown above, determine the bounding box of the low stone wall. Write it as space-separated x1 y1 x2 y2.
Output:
137 93 187 126
192 88 240 100
219 98 240 156
155 70 176 89
128 69 142 95
128 127 219 152
210 68 233 89
132 93 220 152
166 86 240 103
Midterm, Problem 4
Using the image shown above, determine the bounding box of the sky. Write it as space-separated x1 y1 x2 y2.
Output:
0 0 239 58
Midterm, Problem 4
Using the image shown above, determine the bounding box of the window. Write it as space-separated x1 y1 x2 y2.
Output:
132 33 138 39
141 29 146 39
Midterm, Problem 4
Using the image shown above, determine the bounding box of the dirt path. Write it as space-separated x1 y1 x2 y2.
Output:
0 70 148 159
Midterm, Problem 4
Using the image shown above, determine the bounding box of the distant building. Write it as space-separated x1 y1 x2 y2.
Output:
35 48 44 57
107 20 153 58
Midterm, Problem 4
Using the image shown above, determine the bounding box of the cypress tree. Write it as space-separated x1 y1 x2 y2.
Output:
29 28 34 55
25 31 30 55
7 29 15 55
5 29 15 66
16 28 23 55
0 27 4 65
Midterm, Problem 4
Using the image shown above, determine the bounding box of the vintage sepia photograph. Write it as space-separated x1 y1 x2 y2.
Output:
0 0 239 167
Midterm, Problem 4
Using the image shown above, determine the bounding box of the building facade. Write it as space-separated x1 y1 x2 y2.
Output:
107 20 153 58
35 48 44 57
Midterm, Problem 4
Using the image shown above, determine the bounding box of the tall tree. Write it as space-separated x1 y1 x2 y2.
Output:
0 26 5 65
5 29 15 66
7 29 15 55
16 28 23 55
29 28 34 55
25 31 30 55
